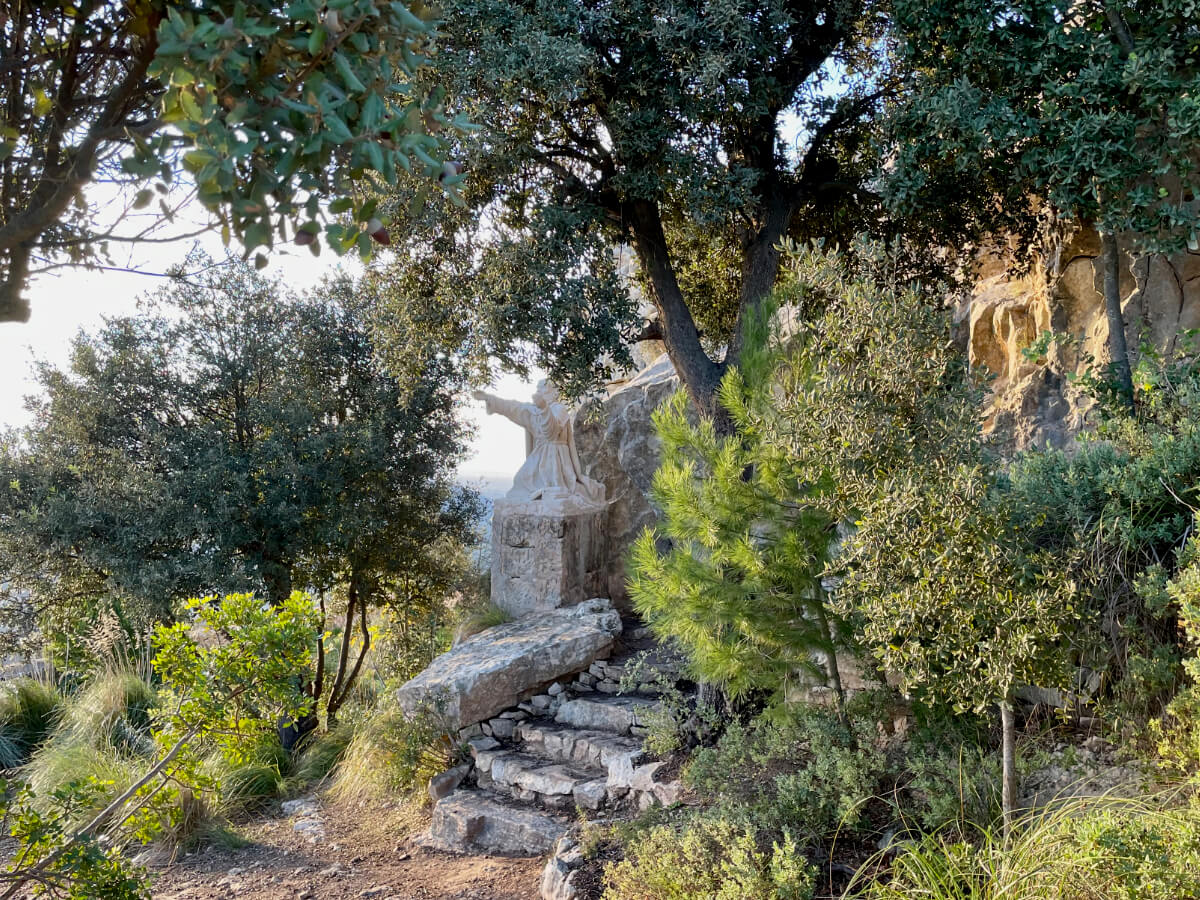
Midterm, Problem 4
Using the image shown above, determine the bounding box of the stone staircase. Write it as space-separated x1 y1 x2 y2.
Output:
423 633 689 857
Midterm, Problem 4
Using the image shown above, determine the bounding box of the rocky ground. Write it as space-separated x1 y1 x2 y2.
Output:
147 797 542 900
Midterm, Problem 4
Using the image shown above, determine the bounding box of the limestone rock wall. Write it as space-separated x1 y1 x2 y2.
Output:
571 355 679 610
968 230 1200 452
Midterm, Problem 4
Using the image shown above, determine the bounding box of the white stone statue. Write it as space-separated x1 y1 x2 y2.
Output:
473 379 604 508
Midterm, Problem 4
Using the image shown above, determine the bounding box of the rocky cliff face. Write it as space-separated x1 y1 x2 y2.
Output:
967 230 1200 452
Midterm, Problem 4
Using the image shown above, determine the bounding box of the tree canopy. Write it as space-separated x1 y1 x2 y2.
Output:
888 0 1200 250
0 0 467 323
366 0 892 415
886 1 1200 406
0 253 479 669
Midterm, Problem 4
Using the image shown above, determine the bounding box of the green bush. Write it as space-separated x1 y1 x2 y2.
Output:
0 678 63 767
684 701 887 842
903 741 1002 836
1148 519 1200 774
602 814 815 900
1 780 151 899
1002 341 1200 722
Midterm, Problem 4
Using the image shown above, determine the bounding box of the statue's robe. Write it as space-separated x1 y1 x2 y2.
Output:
481 395 604 504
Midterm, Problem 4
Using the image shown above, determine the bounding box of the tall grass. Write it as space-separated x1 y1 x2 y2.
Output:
23 668 159 824
454 601 513 643
0 678 63 768
53 669 157 755
849 794 1200 900
330 707 458 805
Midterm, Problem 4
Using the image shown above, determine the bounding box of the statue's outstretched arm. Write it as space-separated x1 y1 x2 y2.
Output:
472 390 532 429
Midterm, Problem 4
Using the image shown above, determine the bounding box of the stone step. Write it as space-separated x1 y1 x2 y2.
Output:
426 788 568 856
517 721 645 772
554 695 662 735
474 750 607 810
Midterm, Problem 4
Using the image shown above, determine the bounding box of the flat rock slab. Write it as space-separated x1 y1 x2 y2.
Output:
396 599 621 729
517 722 644 770
427 790 567 856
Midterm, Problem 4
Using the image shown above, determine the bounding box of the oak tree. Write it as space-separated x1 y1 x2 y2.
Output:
0 0 464 322
0 253 478 700
367 0 892 418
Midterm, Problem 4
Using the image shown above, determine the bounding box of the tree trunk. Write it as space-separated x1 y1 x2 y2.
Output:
727 186 795 364
261 558 293 607
1000 697 1017 840
626 199 726 422
1100 231 1136 413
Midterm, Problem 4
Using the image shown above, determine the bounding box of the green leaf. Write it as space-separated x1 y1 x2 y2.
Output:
333 52 366 93
307 25 327 56
179 90 203 122
32 87 52 117
323 113 354 143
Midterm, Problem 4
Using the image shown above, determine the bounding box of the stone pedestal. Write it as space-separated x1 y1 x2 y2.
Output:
491 500 608 618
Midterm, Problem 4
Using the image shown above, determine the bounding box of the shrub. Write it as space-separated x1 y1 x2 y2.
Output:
1003 339 1200 722
0 678 63 767
902 741 1002 836
152 592 319 768
1148 519 1200 774
1 780 151 899
684 701 887 842
602 814 815 900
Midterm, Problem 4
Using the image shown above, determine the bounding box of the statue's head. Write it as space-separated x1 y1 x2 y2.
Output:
533 379 559 408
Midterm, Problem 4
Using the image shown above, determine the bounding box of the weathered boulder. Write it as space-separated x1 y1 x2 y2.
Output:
541 835 585 900
395 599 622 729
573 355 680 608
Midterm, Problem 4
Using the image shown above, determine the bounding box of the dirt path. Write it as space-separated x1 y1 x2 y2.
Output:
148 798 542 900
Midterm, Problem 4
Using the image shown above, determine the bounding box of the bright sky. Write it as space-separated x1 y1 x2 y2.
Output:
0 231 533 483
